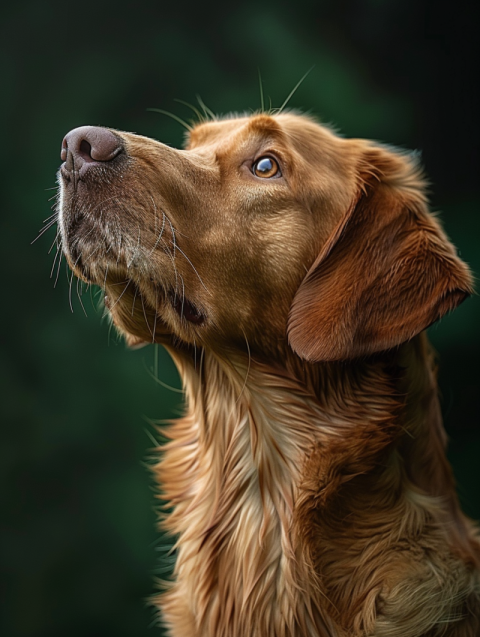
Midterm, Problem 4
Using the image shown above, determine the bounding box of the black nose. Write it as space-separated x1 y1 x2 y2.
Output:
61 126 123 171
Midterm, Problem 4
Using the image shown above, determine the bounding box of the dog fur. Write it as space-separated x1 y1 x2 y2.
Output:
58 112 480 636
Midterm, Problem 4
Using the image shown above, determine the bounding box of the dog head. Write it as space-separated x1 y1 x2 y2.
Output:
58 113 472 360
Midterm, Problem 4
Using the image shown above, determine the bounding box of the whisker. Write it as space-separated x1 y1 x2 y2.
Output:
143 357 183 393
158 210 208 301
174 99 205 123
77 277 88 317
50 243 61 278
258 68 265 113
103 278 131 316
67 250 85 312
150 203 166 255
163 245 179 299
50 246 60 278
141 294 154 339
152 289 158 343
68 267 75 313
179 273 185 319
131 283 139 316
166 217 177 260
53 251 63 287
147 108 193 132
47 229 60 254
31 218 57 244
175 245 208 292
103 264 109 292
277 66 314 114
196 95 216 120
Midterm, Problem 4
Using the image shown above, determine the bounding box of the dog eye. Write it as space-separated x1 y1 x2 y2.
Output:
252 156 281 179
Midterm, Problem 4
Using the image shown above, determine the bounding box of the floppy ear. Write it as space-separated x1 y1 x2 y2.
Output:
288 144 473 362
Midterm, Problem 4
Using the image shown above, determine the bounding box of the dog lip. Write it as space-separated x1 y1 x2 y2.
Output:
170 293 205 324
59 161 95 183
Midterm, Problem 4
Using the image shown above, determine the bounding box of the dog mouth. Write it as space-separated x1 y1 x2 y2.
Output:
58 127 166 284
58 126 130 278
58 133 208 337
168 292 205 325
59 181 207 334
57 129 161 337
59 195 170 321
59 199 135 284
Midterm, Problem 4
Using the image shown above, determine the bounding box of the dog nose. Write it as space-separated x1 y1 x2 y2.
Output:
61 126 123 171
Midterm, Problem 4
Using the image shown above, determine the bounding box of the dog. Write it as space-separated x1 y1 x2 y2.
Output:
57 111 480 636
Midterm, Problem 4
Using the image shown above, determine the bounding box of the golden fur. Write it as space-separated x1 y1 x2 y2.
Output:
58 112 480 635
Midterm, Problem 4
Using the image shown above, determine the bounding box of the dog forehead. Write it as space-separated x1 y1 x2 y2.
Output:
186 114 285 151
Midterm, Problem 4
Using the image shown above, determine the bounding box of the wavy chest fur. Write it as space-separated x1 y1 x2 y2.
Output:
153 341 480 637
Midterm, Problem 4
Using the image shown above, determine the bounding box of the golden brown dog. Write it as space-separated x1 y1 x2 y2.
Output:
57 112 480 636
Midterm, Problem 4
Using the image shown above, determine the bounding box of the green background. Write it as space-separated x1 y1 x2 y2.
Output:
1 1 479 635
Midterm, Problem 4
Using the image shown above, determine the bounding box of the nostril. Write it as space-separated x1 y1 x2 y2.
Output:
79 139 93 162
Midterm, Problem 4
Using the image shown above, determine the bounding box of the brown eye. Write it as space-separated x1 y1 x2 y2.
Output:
253 156 280 178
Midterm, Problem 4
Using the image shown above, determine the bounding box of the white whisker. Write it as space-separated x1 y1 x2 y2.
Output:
31 218 57 244
103 278 131 316
141 294 154 339
53 251 63 287
76 277 87 317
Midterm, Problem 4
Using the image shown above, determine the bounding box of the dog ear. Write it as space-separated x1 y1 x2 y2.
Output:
288 144 473 362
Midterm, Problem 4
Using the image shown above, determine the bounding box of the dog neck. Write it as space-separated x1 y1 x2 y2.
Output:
155 343 396 634
154 338 476 636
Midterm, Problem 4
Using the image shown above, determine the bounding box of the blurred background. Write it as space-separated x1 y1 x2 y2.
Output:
1 1 479 635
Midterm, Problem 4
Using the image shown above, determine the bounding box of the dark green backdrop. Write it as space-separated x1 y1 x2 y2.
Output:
1 1 479 635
